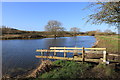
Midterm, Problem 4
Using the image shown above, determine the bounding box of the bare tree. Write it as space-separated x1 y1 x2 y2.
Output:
45 20 65 38
104 29 112 33
96 29 101 33
70 27 80 36
86 2 120 27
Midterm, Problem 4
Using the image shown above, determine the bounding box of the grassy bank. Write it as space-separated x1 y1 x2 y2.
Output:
3 60 119 79
1 27 75 40
1 34 73 40
95 35 119 54
34 60 119 79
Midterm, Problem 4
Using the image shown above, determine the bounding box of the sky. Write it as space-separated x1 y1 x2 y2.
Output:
2 2 118 33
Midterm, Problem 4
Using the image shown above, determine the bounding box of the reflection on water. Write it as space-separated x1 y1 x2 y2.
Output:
2 36 96 77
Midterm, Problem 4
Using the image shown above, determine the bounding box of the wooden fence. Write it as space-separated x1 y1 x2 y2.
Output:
36 47 107 63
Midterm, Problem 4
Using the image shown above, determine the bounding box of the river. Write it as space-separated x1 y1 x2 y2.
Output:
2 36 96 77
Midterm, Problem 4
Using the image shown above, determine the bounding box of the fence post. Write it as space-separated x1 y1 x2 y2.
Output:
103 50 107 63
54 49 56 56
64 47 66 57
41 49 44 56
82 47 85 62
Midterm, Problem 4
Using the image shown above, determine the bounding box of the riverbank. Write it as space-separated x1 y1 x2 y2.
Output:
33 35 120 79
95 35 119 54
2 35 120 79
1 33 97 40
36 60 120 79
1 27 76 40
1 27 117 40
0 34 75 40
94 35 120 62
17 60 120 79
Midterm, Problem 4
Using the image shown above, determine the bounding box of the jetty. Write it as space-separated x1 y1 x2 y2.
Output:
36 47 108 63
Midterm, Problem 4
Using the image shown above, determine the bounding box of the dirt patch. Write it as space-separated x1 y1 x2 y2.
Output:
26 60 52 78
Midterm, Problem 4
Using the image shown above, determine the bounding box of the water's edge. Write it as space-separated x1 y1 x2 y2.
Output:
2 36 96 78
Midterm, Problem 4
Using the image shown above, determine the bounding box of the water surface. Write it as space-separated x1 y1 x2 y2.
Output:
2 36 96 77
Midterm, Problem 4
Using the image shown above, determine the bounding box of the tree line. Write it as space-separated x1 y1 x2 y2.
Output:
1 23 116 37
1 1 119 37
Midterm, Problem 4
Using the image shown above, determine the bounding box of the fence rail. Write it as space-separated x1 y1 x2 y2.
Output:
50 47 106 50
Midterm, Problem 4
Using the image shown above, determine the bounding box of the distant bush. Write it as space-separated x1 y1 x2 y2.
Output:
86 31 96 36
86 31 116 36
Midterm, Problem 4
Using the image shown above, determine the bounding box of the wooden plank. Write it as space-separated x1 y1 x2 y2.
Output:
85 58 101 63
85 48 106 50
50 47 106 50
36 56 74 60
36 49 82 53
108 54 120 56
85 51 103 54
35 56 101 63
36 50 103 54
50 47 82 49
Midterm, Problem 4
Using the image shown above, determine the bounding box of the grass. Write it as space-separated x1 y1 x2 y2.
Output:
3 60 119 79
33 60 120 79
35 60 92 79
95 35 119 54
92 63 118 78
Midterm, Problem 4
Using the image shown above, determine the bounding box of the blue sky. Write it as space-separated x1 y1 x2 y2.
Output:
2 2 117 33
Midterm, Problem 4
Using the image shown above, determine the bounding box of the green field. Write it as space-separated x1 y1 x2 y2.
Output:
95 35 119 54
